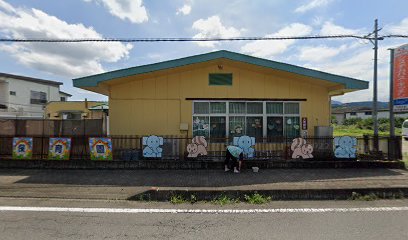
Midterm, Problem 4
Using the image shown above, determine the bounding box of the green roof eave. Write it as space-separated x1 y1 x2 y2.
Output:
73 50 369 90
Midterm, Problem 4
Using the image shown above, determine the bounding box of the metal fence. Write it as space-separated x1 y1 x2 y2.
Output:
0 135 402 161
0 119 105 136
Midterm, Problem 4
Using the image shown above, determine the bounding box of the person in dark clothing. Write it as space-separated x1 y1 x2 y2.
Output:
224 145 244 173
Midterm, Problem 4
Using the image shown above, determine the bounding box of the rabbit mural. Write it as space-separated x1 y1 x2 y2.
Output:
291 137 313 159
186 136 208 158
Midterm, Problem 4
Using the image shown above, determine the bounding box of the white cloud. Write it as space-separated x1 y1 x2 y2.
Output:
320 21 360 35
192 15 242 48
84 0 148 24
295 0 333 13
385 17 408 34
0 0 132 77
241 23 313 58
176 4 191 15
298 44 349 62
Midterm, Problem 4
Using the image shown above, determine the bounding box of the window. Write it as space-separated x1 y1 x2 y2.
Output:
246 117 263 138
60 97 66 102
192 101 301 139
30 91 47 104
62 112 81 120
210 116 226 140
350 112 357 116
209 73 232 86
9 91 16 96
365 111 372 115
266 102 283 114
267 117 283 138
192 116 209 138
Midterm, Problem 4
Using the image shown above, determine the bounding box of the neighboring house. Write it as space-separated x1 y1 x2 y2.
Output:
0 72 70 119
73 50 368 137
45 100 108 120
332 106 408 124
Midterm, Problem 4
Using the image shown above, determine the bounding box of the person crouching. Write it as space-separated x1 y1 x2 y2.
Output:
225 145 243 173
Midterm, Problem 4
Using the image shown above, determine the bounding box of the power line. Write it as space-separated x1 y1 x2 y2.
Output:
0 34 381 43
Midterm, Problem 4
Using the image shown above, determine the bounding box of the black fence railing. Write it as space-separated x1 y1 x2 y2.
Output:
0 135 402 161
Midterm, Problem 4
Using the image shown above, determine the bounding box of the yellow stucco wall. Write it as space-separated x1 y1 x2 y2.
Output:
45 101 105 119
108 61 332 136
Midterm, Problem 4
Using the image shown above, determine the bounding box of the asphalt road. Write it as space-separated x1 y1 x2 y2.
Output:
0 199 407 240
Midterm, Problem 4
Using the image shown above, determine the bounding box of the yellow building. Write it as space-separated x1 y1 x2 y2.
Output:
73 50 368 138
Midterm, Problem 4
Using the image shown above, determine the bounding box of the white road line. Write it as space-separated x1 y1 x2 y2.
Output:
0 206 407 214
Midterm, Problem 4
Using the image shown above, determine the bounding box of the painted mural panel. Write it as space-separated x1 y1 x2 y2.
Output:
187 136 208 158
291 137 313 159
142 135 163 158
12 137 33 160
334 136 357 158
48 138 71 160
89 138 113 160
233 135 255 158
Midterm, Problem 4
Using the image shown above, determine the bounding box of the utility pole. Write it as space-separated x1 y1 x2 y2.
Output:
373 19 379 139
389 48 395 138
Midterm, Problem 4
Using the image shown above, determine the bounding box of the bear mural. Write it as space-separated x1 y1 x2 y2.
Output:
186 136 208 158
233 135 255 158
334 136 357 158
142 135 164 158
291 137 313 159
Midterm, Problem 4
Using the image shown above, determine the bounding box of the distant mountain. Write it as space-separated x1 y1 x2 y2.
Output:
331 100 342 106
332 101 389 109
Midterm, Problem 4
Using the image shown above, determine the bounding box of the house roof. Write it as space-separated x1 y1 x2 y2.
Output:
59 91 72 97
0 72 63 86
73 50 369 90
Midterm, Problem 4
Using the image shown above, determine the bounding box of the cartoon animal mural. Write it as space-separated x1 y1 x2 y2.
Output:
233 135 255 158
334 136 357 158
142 135 164 158
186 136 208 158
291 137 313 159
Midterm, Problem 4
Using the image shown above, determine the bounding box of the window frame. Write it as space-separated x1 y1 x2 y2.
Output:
30 90 47 105
192 101 301 139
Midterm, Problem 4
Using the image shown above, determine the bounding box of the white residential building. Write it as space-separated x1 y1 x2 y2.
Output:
332 107 408 124
0 73 71 119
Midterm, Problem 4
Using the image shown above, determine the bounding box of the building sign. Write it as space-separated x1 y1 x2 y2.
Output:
301 117 308 130
12 137 33 160
89 138 113 160
48 138 71 160
393 44 408 112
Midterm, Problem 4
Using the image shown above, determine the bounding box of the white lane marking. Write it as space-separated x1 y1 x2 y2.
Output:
0 206 407 214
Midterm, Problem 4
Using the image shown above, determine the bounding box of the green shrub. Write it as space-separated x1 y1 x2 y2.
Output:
170 194 187 204
343 118 362 126
211 195 239 205
244 193 272 204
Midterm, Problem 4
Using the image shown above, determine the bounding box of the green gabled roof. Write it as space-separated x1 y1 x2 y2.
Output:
73 50 368 90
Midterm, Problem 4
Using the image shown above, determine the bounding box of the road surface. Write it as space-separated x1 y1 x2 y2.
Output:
0 198 407 240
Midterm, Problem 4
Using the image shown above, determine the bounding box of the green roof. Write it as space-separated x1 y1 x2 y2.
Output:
73 50 368 90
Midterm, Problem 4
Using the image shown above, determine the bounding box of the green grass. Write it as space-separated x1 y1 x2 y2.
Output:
348 192 379 201
244 193 272 204
211 195 239 206
333 125 401 137
169 194 187 204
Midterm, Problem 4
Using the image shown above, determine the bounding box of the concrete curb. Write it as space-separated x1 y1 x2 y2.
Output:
0 159 405 169
129 188 408 202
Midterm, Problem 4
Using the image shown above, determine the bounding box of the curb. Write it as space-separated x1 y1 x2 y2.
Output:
129 188 408 202
0 160 405 169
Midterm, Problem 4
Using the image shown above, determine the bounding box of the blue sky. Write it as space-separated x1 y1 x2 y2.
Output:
0 0 407 103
